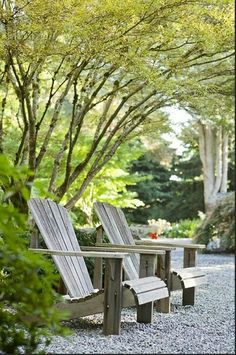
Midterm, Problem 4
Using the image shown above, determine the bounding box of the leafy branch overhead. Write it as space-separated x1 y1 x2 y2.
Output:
0 0 234 210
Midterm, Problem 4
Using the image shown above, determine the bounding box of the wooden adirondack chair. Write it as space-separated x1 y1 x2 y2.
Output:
28 198 169 335
93 202 207 311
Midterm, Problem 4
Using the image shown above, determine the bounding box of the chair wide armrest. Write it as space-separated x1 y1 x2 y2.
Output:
29 248 128 259
82 245 166 255
95 242 175 252
135 240 205 250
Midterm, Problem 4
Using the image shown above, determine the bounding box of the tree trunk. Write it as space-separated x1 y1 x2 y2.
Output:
8 190 29 213
198 122 229 213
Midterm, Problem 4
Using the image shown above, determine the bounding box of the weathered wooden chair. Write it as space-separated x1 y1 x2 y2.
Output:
94 202 207 311
28 198 169 335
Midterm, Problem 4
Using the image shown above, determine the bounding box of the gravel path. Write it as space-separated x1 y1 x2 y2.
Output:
39 249 235 354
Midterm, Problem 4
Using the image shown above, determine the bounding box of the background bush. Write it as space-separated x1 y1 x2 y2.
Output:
75 227 109 282
161 218 201 239
194 192 235 253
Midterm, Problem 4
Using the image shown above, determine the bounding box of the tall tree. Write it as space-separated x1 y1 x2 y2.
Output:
179 97 234 212
198 121 229 211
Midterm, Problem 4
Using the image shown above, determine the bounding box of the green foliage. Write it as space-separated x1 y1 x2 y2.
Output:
124 154 173 224
162 154 205 221
194 192 235 252
74 228 109 281
0 0 233 213
162 218 202 239
67 140 145 226
74 228 97 279
0 155 66 354
125 151 204 224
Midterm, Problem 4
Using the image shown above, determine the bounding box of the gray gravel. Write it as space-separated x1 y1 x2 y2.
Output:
38 249 235 354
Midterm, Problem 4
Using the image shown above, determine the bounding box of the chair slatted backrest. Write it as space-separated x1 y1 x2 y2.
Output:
28 198 94 298
94 202 139 280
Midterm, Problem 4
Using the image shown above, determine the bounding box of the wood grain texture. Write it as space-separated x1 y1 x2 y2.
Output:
183 248 197 306
96 242 170 252
94 202 139 280
29 248 128 258
93 226 104 289
156 251 171 313
136 240 205 249
103 258 123 335
94 202 170 318
123 277 168 305
94 202 207 311
30 198 170 335
82 245 165 254
29 198 89 297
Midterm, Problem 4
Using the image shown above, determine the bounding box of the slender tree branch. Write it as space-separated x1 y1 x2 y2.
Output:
35 71 75 169
198 70 234 82
0 78 9 153
60 83 146 191
150 39 194 52
48 77 79 193
55 66 117 197
185 49 234 63
90 79 133 109
64 97 166 209
35 58 67 132
184 52 235 68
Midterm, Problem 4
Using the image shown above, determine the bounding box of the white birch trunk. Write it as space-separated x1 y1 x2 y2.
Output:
212 127 223 196
220 132 228 193
198 122 229 213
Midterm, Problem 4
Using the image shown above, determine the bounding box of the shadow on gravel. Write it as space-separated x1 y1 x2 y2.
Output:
62 318 103 331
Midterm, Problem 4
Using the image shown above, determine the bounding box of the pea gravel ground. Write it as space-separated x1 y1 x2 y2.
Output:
39 247 235 354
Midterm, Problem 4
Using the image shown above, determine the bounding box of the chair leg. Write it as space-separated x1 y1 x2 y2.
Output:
156 297 170 313
183 287 195 306
183 248 197 306
137 302 153 323
103 258 123 335
136 253 156 323
156 251 171 313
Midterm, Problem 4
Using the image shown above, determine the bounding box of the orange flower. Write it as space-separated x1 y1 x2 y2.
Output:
148 232 158 239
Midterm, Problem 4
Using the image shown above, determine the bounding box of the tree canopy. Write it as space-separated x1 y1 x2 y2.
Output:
0 0 234 211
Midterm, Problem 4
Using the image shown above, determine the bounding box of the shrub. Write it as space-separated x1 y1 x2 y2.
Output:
74 227 109 281
194 192 235 252
0 155 66 354
75 228 97 279
162 218 201 239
